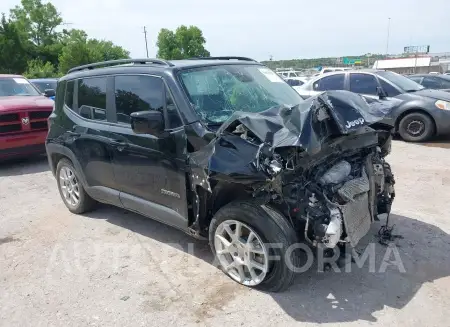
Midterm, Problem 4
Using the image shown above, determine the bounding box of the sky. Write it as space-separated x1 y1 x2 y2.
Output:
1 0 449 61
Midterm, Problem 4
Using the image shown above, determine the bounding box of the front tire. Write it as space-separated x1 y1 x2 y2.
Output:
56 158 96 214
209 201 299 292
398 112 435 142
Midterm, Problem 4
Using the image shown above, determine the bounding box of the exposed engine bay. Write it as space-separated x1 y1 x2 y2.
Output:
188 90 396 249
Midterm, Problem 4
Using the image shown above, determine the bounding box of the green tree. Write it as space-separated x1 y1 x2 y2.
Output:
157 25 210 60
0 14 31 74
58 29 130 74
9 0 63 67
24 59 56 78
10 0 63 47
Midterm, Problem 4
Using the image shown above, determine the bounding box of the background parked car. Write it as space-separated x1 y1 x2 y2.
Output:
30 78 58 100
407 74 450 92
0 74 54 160
296 70 450 142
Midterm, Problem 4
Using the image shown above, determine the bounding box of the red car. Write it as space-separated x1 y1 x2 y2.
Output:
0 74 54 160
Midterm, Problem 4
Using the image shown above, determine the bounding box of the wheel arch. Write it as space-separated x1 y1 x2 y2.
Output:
46 143 89 187
395 108 436 135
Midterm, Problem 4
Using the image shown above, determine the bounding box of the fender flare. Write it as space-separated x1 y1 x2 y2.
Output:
46 143 89 188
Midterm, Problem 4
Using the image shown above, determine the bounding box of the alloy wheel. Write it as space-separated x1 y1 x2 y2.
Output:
214 220 269 286
59 166 80 207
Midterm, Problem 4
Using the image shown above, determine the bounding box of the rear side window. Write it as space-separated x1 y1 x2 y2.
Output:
78 77 107 121
65 80 74 109
440 78 450 89
350 73 378 95
114 75 164 124
313 74 345 91
422 77 442 89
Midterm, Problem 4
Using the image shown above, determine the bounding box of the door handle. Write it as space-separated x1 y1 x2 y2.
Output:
110 140 129 151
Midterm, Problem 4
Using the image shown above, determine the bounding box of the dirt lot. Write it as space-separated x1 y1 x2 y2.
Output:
1 140 450 327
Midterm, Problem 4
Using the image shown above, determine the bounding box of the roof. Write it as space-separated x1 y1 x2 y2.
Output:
168 59 261 68
373 57 431 69
61 58 263 82
0 74 22 78
29 78 58 82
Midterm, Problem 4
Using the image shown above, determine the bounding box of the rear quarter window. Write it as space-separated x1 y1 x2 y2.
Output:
64 80 75 109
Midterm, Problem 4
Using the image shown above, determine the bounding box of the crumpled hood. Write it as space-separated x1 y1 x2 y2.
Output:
216 90 384 154
0 96 53 112
189 90 389 187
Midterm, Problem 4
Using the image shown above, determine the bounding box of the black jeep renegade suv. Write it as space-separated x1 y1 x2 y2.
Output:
46 57 395 292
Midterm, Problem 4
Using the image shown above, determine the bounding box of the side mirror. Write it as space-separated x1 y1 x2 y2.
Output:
44 89 56 98
376 86 387 99
130 110 164 136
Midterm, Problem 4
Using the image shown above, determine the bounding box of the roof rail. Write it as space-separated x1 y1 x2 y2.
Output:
188 56 257 62
67 58 174 74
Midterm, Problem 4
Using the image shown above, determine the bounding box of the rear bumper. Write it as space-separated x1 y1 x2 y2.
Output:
0 130 47 159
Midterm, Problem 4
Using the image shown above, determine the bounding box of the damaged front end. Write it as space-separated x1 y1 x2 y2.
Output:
189 90 395 250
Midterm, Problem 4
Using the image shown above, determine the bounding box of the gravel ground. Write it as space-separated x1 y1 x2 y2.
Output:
1 141 450 327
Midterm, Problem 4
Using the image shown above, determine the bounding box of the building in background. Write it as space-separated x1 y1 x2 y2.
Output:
373 54 450 75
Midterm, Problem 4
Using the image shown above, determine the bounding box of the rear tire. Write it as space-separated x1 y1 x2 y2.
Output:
56 158 96 214
398 112 435 142
209 201 300 292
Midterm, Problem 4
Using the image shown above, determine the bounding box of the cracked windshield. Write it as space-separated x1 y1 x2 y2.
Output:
180 65 303 123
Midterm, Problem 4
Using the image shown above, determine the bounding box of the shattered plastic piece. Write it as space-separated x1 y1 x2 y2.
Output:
269 159 283 175
324 207 342 248
319 161 351 185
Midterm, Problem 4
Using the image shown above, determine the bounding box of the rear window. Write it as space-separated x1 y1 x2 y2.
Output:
32 80 57 93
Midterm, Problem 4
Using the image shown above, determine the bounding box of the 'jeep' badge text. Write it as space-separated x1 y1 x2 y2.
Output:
345 118 365 129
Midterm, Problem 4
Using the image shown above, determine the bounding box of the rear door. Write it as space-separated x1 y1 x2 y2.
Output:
308 73 346 97
60 76 119 204
108 74 188 229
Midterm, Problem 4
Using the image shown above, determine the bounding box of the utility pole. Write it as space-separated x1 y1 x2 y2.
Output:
385 17 391 57
143 26 149 58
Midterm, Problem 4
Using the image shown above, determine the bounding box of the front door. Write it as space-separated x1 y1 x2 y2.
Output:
108 74 188 229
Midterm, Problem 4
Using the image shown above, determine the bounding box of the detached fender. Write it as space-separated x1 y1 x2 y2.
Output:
46 142 89 188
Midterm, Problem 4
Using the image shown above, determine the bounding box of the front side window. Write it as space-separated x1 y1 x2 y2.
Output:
0 77 41 97
376 70 424 92
313 74 345 91
78 77 107 121
350 73 378 95
379 79 400 97
114 75 164 124
179 65 303 123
